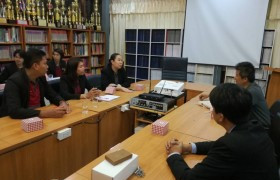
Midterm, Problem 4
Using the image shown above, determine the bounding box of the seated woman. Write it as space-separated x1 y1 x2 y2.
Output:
60 57 101 101
47 48 66 77
0 49 24 83
101 53 132 92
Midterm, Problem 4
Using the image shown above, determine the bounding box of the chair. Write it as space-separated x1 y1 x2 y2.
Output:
270 100 280 120
270 112 280 165
161 57 188 82
87 74 101 89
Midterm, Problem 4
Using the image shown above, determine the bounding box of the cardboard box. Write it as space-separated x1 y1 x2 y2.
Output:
152 119 169 135
105 149 132 166
92 154 138 180
22 117 43 133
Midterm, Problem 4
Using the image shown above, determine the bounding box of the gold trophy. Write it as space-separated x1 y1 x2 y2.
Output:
77 8 83 29
16 0 20 20
37 0 47 26
60 0 67 28
47 0 55 27
6 0 16 23
90 0 101 30
54 0 61 27
30 0 38 25
71 1 78 28
67 7 72 28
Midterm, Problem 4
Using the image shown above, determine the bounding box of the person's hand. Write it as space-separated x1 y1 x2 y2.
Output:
199 93 209 101
165 138 183 155
59 101 71 114
89 88 101 97
39 107 67 118
121 87 133 93
109 83 117 87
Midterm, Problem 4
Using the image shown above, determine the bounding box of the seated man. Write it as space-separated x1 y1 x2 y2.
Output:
200 61 270 129
0 48 69 119
166 83 279 180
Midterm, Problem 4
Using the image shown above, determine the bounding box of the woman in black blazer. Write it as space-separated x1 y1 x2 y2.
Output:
47 48 66 77
60 57 101 100
101 53 132 92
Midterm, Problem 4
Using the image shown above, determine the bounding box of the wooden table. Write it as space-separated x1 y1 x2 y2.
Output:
65 81 223 180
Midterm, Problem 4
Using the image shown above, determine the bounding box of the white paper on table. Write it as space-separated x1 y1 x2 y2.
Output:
96 95 120 102
198 100 213 110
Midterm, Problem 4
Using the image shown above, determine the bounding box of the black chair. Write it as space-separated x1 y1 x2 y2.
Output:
161 57 188 82
87 74 101 89
270 100 280 120
270 112 280 165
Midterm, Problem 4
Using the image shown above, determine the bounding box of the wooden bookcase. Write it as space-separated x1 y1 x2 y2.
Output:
0 24 106 75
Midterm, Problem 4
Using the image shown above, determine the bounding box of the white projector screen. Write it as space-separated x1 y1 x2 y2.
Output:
182 0 269 67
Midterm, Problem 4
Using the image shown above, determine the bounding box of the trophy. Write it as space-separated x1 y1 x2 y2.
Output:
67 7 72 28
76 8 83 29
60 0 68 28
16 0 28 25
54 0 61 27
6 0 17 23
29 0 38 26
47 0 55 27
71 1 78 29
0 2 7 23
91 0 101 30
37 0 46 26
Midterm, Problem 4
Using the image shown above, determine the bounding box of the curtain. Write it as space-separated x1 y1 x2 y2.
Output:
266 0 280 68
109 0 186 60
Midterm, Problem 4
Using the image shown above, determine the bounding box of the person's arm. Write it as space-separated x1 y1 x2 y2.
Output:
59 76 80 100
119 68 131 88
4 80 41 119
101 69 112 91
166 140 234 180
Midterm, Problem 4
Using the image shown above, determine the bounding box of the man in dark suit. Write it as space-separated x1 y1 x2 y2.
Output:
166 83 279 180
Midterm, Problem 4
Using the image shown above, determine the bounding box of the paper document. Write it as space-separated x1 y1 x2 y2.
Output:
198 100 213 110
96 95 120 102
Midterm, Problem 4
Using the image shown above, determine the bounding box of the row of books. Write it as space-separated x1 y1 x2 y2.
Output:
166 30 181 43
0 27 20 43
150 57 162 68
25 30 47 43
51 30 68 42
91 44 104 54
151 43 164 56
125 55 136 66
91 56 100 67
137 56 149 67
125 30 137 41
165 44 181 57
26 45 48 53
52 44 70 56
126 66 135 77
136 68 148 79
196 65 214 74
73 32 87 43
92 68 101 75
126 42 136 54
151 30 165 42
137 43 149 55
91 33 104 43
82 58 89 68
0 45 21 60
74 45 88 56
138 30 150 42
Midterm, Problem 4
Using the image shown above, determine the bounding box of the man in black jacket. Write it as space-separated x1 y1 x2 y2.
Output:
166 83 279 180
0 48 69 119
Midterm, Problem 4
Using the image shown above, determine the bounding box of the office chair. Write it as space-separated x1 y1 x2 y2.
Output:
161 57 188 82
270 100 280 120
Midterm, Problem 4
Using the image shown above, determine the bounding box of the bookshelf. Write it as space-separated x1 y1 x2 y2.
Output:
0 24 106 75
90 31 106 75
125 29 183 83
224 29 276 94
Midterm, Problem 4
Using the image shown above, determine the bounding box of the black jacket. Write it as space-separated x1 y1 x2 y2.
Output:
60 75 92 100
167 120 279 180
0 62 19 83
0 69 63 119
101 65 130 90
47 59 66 77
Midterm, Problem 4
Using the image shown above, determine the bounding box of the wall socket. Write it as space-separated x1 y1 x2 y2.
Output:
57 128 72 141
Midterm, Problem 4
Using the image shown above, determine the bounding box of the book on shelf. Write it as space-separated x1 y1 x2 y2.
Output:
52 44 70 56
165 44 181 57
137 43 149 55
125 30 136 41
126 42 136 54
92 68 101 75
0 45 21 60
73 32 87 43
125 54 136 66
137 56 149 67
151 43 164 55
26 45 48 53
152 30 165 42
51 30 68 42
0 27 20 43
91 56 100 67
25 30 47 43
138 30 150 42
74 45 88 56
91 44 103 54
91 32 104 43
